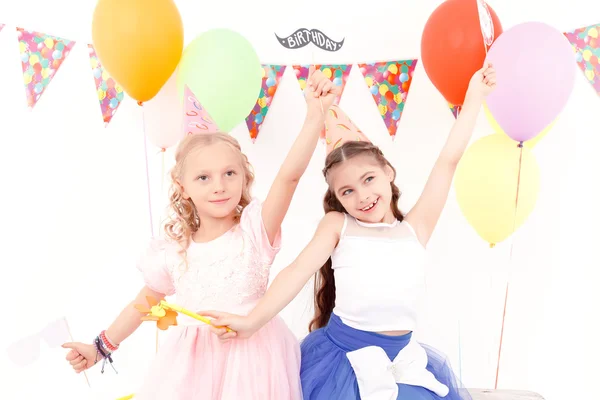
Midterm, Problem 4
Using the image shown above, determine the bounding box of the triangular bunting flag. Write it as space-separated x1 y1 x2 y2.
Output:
292 64 352 105
246 64 286 142
88 45 125 126
6 317 71 367
564 24 600 96
293 64 352 139
449 103 460 118
184 85 219 135
358 60 417 138
17 28 75 109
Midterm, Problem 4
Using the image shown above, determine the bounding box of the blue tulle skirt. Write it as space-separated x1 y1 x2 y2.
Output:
300 314 471 400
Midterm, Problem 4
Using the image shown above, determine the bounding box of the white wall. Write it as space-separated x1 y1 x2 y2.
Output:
1 1 599 399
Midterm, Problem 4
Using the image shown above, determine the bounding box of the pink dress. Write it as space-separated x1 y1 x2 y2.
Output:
134 199 302 400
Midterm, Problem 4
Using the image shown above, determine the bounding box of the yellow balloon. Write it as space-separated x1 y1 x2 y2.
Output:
483 102 555 149
454 134 541 246
92 0 183 102
379 84 389 95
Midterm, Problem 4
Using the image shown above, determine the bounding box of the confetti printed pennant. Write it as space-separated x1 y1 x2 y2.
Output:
245 64 286 142
17 28 75 109
293 64 352 139
292 63 352 105
449 102 461 118
358 60 417 138
88 44 125 126
564 23 600 96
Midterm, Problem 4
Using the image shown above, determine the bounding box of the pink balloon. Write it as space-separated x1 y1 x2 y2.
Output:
485 22 576 142
143 72 185 150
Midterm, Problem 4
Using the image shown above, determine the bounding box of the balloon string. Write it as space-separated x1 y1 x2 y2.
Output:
161 151 165 196
311 52 326 142
141 104 155 237
483 36 489 58
140 101 160 357
158 151 167 354
494 142 524 389
458 319 463 385
456 103 463 388
313 58 325 117
478 0 492 61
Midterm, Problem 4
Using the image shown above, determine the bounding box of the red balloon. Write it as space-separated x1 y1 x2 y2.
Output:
421 0 503 105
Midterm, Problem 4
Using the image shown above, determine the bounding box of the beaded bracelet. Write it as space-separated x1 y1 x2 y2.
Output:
100 330 119 352
94 335 118 374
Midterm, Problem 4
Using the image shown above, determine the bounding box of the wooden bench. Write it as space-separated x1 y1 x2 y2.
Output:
469 389 545 399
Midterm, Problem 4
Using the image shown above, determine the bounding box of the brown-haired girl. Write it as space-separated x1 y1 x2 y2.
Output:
205 64 496 400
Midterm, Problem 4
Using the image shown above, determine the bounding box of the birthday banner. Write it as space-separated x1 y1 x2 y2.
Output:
564 24 600 97
358 60 418 138
246 64 286 141
275 28 344 52
17 28 75 109
88 45 125 126
0 23 598 139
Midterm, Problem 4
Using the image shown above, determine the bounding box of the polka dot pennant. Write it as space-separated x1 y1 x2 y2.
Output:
448 103 460 119
17 28 76 109
358 60 417 138
88 44 124 126
245 64 286 142
564 24 600 97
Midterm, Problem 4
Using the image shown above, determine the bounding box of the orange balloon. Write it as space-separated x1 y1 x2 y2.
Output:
92 0 183 102
421 0 503 105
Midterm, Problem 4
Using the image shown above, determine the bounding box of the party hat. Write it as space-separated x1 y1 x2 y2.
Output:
183 85 219 135
325 104 370 155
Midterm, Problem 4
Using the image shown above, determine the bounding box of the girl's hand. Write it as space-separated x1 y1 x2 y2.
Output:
199 310 257 341
62 342 99 374
466 62 497 102
305 66 341 115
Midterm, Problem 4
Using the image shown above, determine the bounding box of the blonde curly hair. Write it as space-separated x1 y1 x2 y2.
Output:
164 133 255 265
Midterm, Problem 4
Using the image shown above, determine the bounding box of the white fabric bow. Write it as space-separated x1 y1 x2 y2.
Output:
346 339 449 399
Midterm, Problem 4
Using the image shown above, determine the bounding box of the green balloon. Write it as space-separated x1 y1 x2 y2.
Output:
177 29 262 132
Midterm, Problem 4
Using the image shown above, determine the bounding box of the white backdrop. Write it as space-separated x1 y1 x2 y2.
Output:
0 1 599 399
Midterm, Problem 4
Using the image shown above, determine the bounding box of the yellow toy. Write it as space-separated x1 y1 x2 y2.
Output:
134 296 233 332
117 298 234 399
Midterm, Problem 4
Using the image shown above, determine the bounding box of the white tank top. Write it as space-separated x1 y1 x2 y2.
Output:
331 213 426 332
